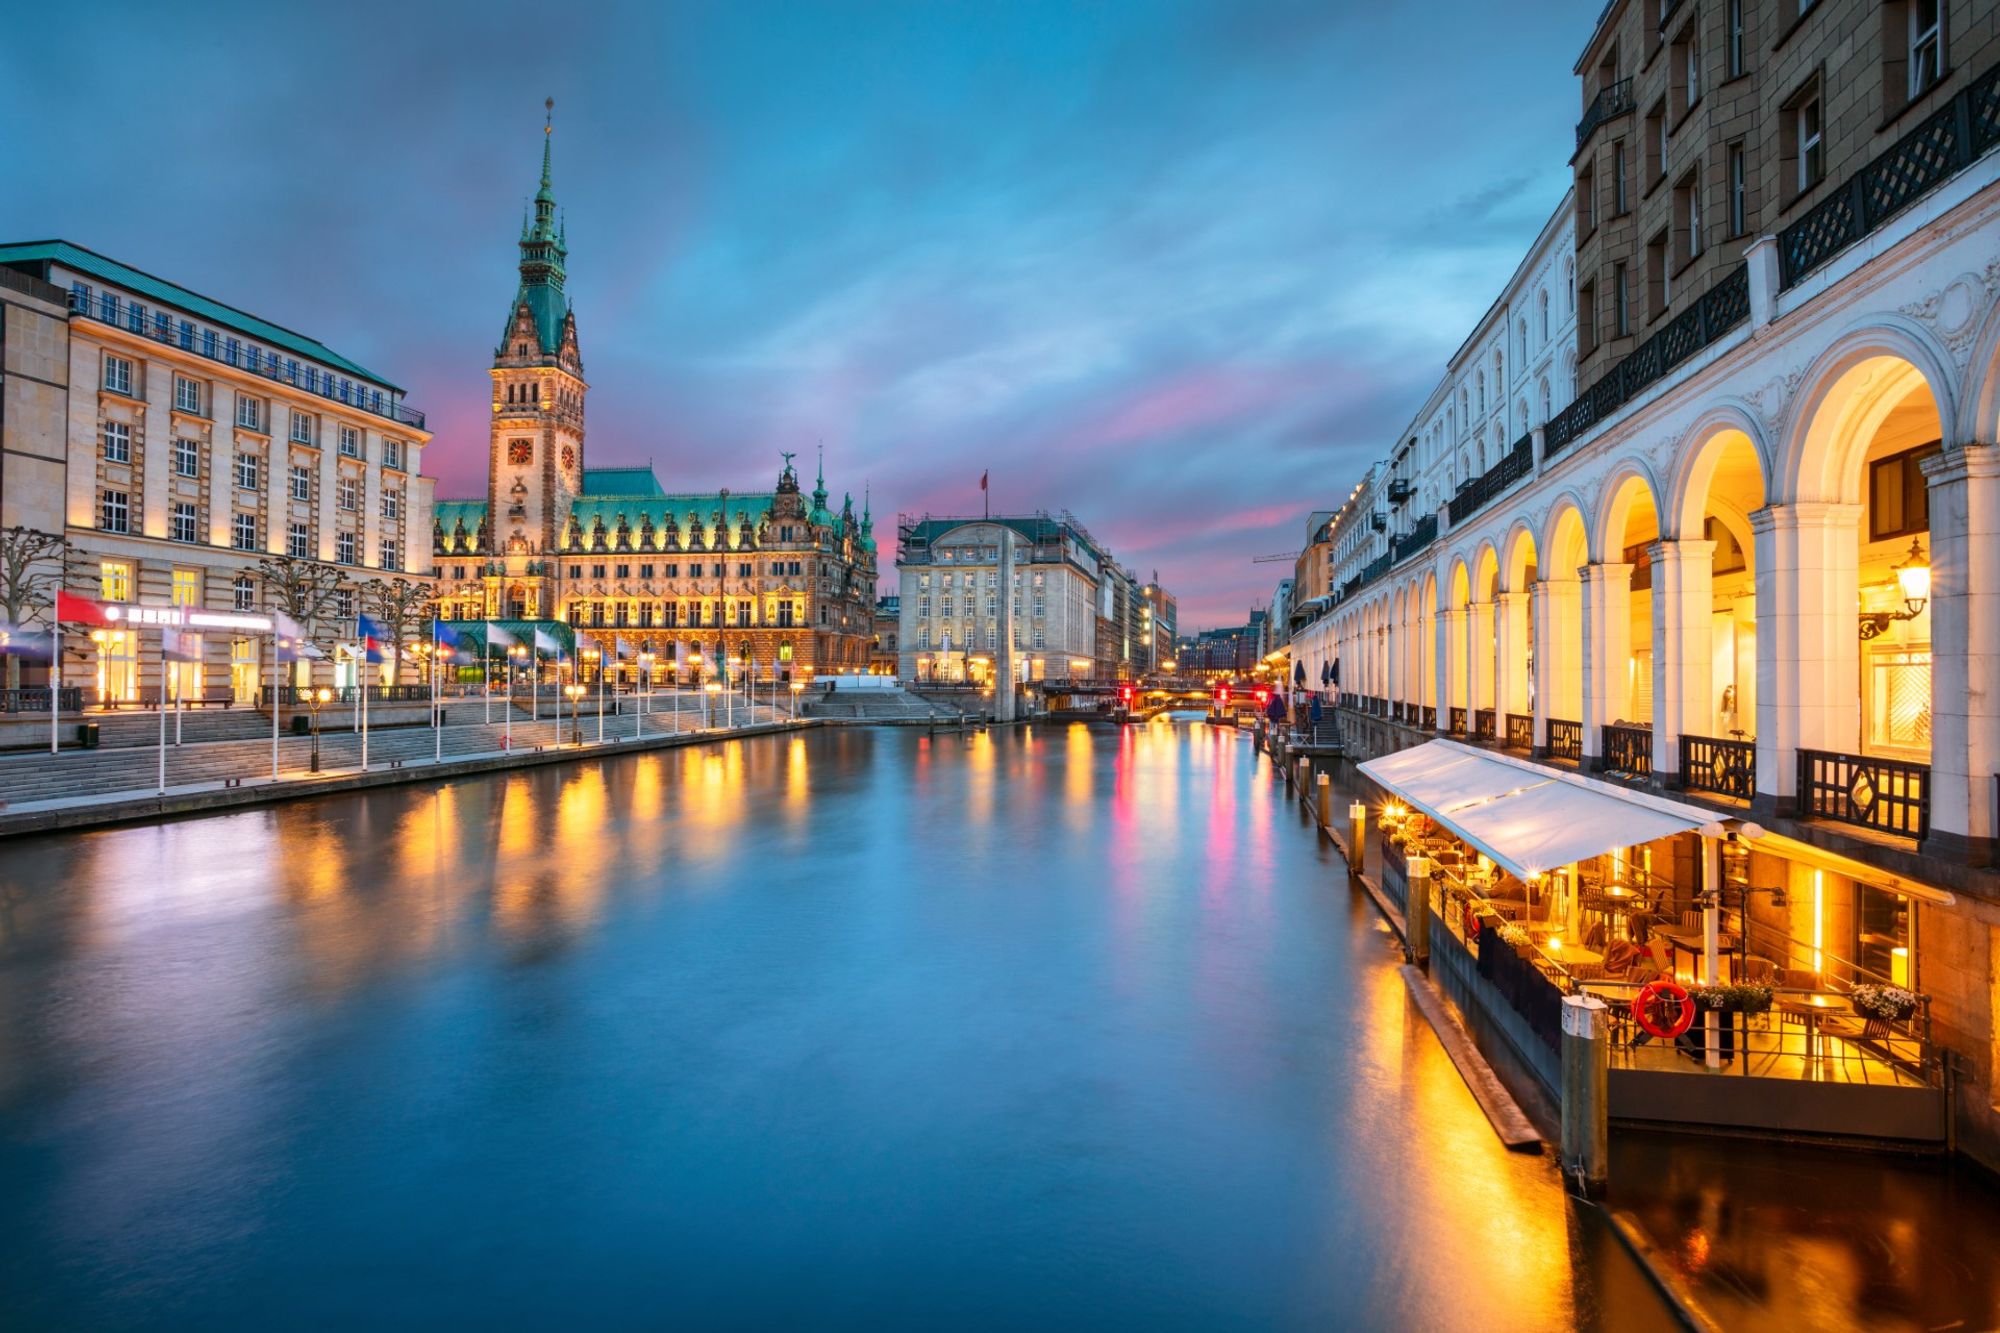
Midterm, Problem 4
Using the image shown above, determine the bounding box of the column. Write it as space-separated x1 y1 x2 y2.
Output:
1752 503 1860 809
1921 443 2000 860
1386 614 1401 713
1530 581 1553 751
1650 539 1715 783
1579 563 1632 765
1496 590 1529 742
1468 598 1495 719
1439 607 1466 732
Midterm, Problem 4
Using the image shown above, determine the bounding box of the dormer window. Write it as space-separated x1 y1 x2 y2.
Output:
516 343 528 356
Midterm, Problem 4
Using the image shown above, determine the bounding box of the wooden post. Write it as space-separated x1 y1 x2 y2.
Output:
1316 771 1331 829
1407 854 1432 966
1347 801 1366 882
1560 994 1610 1196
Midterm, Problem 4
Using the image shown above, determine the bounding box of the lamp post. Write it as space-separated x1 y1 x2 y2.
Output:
728 654 742 729
507 643 528 748
307 685 332 772
564 682 584 745
790 680 804 719
583 645 604 744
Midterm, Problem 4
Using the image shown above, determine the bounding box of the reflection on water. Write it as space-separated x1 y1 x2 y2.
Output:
1 723 1661 1330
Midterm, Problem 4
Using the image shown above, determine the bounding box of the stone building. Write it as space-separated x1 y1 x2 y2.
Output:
431 117 878 681
0 241 433 701
1296 3 2000 1163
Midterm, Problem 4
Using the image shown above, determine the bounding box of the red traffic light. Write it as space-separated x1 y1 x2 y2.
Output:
1215 683 1231 705
1254 688 1270 706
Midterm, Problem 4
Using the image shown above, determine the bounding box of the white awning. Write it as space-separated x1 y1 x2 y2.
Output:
1358 740 1723 881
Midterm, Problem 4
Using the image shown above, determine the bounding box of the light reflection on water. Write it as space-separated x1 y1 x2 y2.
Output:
0 723 1660 1330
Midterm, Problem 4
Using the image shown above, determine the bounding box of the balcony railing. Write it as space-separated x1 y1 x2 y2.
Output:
1796 748 1931 841
1546 264 1750 460
1448 706 1467 736
1780 63 2000 289
1474 708 1496 742
262 684 435 706
1447 434 1534 528
1387 478 1416 504
1391 513 1438 565
1505 714 1533 750
1601 723 1652 776
1681 733 1755 801
0 686 82 713
68 288 426 431
1546 718 1582 763
1575 77 1634 149
1419 704 1436 731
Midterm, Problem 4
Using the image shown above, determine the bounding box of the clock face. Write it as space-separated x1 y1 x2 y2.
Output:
507 440 532 466
561 445 577 473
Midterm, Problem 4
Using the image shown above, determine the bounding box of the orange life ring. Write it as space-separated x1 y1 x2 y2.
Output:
1463 904 1481 939
1631 979 1695 1040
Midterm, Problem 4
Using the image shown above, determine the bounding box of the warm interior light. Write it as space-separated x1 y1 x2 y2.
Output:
1811 868 1825 974
1894 537 1930 614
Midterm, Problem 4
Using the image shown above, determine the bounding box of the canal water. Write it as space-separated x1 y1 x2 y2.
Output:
0 721 1671 1330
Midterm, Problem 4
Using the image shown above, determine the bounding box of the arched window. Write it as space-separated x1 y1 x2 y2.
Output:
1517 318 1528 362
1476 372 1486 415
1539 378 1552 422
1563 259 1576 313
1539 289 1550 339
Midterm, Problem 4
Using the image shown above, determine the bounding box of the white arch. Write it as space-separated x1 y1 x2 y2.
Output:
1776 318 1961 505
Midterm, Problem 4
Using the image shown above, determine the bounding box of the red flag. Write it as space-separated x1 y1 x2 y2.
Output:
980 470 988 491
56 590 112 625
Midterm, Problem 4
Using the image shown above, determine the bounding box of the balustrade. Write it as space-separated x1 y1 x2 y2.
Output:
1680 733 1755 801
1601 723 1651 776
1796 748 1931 841
1505 714 1532 750
1546 718 1582 763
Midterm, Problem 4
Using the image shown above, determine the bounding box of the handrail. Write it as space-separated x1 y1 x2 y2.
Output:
1575 77 1634 149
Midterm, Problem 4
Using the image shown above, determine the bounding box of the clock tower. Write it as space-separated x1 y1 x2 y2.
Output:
488 99 587 617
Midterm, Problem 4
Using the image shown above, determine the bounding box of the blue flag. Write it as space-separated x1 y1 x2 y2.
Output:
357 614 388 664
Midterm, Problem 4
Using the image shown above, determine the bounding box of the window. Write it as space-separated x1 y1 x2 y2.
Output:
336 531 357 565
1788 86 1824 196
334 588 353 622
1724 143 1749 237
1869 441 1942 541
1671 24 1700 118
234 454 259 490
1577 163 1598 234
1726 0 1745 78
665 563 679 578
338 477 358 511
100 561 131 602
383 439 403 470
738 562 752 577
290 411 315 445
1649 100 1668 184
102 354 137 396
638 563 654 580
1675 168 1703 264
1539 290 1550 339
1577 280 1597 355
102 420 131 463
1611 140 1628 214
289 464 311 501
101 489 131 534
174 375 203 415
1909 1 1944 99
233 574 255 611
338 425 361 458
233 514 258 551
1613 263 1630 337
382 489 401 521
735 603 750 627
172 437 200 477
591 563 607 579
380 540 400 572
289 523 311 558
236 395 265 431
1647 229 1672 317
171 502 198 543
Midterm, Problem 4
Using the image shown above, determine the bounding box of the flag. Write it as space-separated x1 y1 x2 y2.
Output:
272 610 324 662
673 640 686 669
533 627 562 657
979 470 988 492
56 590 112 625
483 621 519 656
433 620 476 664
614 636 635 661
356 613 388 664
161 626 201 662
0 621 53 660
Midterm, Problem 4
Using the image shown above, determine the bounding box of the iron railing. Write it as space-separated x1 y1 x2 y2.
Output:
1796 748 1931 840
67 288 425 431
1391 513 1439 565
1419 705 1436 731
1681 733 1755 801
1474 708 1496 742
1546 264 1750 459
1448 706 1467 736
1387 478 1416 504
1506 714 1533 750
1547 718 1583 762
1601 722 1652 776
1447 434 1534 528
261 684 434 705
1780 63 2000 288
1575 77 1634 149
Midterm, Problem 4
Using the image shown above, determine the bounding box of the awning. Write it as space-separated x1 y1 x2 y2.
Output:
1358 740 1723 881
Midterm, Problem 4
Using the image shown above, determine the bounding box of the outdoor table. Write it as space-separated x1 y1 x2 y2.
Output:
1655 927 1740 982
1541 941 1604 969
1777 993 1853 1077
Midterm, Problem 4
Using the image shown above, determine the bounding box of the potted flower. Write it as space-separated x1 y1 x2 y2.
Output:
1850 983 1920 1022
1497 922 1533 955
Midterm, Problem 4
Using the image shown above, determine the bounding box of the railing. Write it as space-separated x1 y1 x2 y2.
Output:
1796 748 1931 841
1387 478 1415 504
68 288 426 431
1601 722 1652 776
1446 434 1534 527
1575 77 1634 149
0 686 83 713
1547 718 1582 762
1448 706 1467 736
1419 705 1436 731
1391 513 1438 565
1505 714 1533 750
1780 63 2000 289
261 684 435 705
1474 708 1496 742
1681 733 1755 801
1546 264 1750 459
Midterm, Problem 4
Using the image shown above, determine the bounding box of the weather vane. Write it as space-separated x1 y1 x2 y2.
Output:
781 450 797 469
545 97 554 133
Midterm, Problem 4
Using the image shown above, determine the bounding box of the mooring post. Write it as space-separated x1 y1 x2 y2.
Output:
1406 854 1431 966
1316 771 1331 829
1560 993 1610 1197
1346 801 1366 881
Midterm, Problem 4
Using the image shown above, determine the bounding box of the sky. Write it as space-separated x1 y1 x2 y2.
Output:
0 0 1598 629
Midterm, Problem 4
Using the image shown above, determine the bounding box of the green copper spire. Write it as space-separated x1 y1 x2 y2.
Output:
503 97 571 356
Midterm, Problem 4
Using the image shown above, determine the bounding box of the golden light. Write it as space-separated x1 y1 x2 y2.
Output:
1893 537 1930 614
313 686 332 704
789 682 803 693
704 682 722 694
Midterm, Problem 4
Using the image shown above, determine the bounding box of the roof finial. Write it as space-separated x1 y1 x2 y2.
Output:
539 97 554 193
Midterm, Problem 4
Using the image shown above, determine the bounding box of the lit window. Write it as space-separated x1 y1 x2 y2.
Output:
100 561 131 601
171 569 201 606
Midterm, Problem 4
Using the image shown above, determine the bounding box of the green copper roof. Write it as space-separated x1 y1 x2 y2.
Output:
0 239 402 390
567 491 778 533
579 467 665 497
434 499 488 530
503 109 571 356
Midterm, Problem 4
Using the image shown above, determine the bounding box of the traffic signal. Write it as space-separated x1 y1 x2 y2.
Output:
1119 684 1134 707
1254 687 1270 707
1215 683 1231 708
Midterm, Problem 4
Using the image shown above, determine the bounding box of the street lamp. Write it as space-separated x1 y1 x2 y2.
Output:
307 685 332 772
1859 538 1932 639
789 680 804 718
703 679 723 729
564 682 585 745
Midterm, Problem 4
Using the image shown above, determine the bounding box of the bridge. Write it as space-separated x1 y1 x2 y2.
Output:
1029 676 1275 724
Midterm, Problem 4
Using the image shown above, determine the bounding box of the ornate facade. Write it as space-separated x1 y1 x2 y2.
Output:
431 114 877 679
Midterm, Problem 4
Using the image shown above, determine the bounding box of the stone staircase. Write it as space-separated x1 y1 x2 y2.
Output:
800 686 968 723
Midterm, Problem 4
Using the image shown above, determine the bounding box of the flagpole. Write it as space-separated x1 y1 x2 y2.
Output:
271 632 280 780
596 648 604 745
361 661 369 771
433 626 442 764
49 628 58 756
157 635 166 794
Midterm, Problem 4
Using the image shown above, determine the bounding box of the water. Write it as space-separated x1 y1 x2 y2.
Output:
0 721 1668 1330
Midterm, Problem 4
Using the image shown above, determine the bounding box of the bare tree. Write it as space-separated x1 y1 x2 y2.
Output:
361 578 435 685
0 526 64 690
256 555 344 679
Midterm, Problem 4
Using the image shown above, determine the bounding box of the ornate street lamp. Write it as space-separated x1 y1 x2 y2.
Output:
1859 538 1931 640
307 685 332 771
